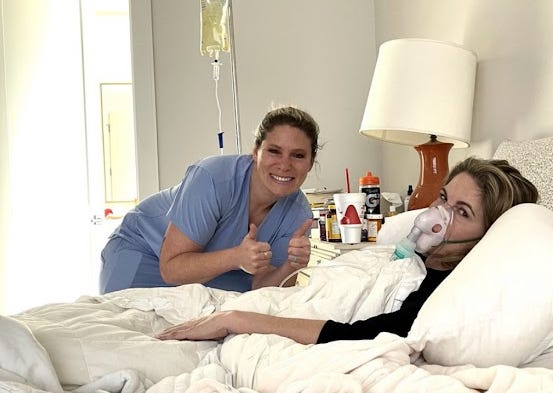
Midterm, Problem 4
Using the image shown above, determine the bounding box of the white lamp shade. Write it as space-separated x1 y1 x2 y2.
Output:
359 39 477 148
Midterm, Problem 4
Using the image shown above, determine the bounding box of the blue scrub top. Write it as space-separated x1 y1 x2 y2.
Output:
108 154 312 292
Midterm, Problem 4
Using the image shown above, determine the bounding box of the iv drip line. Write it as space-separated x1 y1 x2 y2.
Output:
212 52 224 155
200 0 241 154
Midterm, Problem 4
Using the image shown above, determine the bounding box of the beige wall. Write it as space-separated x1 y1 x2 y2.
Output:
373 0 553 194
134 0 553 199
133 0 379 195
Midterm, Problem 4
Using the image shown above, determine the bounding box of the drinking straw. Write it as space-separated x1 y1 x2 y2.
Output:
345 168 351 193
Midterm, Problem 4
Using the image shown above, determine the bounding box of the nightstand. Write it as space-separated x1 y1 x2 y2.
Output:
295 239 369 286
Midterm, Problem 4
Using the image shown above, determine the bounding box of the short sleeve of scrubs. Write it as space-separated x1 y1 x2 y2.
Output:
165 154 312 291
167 164 221 247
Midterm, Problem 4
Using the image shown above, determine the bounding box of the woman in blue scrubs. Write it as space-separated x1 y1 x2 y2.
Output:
100 106 320 294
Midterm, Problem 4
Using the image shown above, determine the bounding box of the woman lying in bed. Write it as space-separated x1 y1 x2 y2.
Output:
157 157 539 345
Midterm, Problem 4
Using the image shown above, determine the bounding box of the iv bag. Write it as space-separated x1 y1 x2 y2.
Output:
200 0 230 57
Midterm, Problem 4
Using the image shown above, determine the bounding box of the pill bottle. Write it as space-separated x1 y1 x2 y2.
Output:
366 213 383 242
359 172 381 214
318 209 328 241
404 185 413 212
325 205 342 242
360 217 368 242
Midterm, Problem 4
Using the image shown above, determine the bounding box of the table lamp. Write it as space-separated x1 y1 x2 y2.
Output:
359 38 477 210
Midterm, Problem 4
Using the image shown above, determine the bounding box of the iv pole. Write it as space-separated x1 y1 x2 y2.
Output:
227 0 242 154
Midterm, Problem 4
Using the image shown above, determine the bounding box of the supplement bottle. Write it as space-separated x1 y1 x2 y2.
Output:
325 205 342 242
366 213 383 242
318 209 328 241
359 172 381 215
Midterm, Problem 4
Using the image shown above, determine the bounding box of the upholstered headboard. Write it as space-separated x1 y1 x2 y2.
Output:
493 136 553 211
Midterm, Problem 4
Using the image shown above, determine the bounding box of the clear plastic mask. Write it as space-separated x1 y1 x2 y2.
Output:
409 203 454 254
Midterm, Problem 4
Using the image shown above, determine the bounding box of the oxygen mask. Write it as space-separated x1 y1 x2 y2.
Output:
409 203 454 253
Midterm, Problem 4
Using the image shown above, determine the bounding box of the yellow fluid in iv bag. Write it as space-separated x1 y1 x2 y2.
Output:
200 0 230 57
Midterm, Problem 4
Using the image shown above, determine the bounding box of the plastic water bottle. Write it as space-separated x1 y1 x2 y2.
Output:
359 172 380 214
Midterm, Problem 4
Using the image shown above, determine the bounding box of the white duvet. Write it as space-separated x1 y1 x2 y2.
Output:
2 245 553 393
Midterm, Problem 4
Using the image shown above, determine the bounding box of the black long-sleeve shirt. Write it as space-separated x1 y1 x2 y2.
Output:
316 267 450 343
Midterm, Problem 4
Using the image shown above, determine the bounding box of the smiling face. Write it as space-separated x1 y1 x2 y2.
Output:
424 172 486 268
251 124 313 201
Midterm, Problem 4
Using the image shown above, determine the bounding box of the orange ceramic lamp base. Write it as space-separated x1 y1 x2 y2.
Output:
407 135 453 211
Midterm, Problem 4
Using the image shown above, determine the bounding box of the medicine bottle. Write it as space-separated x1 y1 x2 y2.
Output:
366 213 383 242
325 205 342 242
404 185 413 212
318 209 328 241
359 172 381 214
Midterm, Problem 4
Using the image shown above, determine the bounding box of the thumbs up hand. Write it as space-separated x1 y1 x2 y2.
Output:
287 219 313 270
238 223 271 274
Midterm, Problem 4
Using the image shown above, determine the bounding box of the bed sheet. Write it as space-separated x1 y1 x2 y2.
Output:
3 246 553 393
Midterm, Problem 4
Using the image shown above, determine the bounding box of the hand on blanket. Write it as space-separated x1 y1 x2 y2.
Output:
156 311 233 341
238 223 272 274
287 219 312 270
156 310 326 344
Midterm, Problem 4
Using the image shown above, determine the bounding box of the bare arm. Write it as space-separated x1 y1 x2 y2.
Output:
156 310 326 345
159 222 272 285
251 219 313 289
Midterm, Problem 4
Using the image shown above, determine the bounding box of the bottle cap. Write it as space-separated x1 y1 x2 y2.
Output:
359 171 380 186
366 214 384 220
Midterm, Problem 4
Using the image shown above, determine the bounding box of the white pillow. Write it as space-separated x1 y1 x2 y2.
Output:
0 316 63 393
376 208 426 246
407 203 553 368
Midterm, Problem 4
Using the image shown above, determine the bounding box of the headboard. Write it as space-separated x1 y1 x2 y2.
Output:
407 136 553 369
493 136 553 211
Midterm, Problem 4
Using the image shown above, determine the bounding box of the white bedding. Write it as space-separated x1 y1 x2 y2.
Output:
3 243 553 393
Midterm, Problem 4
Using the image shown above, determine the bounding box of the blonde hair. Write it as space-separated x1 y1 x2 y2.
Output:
445 157 539 230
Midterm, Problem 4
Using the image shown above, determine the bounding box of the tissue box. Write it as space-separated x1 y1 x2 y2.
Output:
381 192 405 214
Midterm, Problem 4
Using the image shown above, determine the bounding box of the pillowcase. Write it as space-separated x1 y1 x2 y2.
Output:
376 208 426 246
407 203 553 368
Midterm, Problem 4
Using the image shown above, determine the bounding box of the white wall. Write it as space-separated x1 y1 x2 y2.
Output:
373 0 553 194
0 3 7 309
0 0 91 313
136 0 553 199
133 0 379 195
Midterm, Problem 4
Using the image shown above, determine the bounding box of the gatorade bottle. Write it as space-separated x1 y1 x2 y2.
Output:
359 172 381 215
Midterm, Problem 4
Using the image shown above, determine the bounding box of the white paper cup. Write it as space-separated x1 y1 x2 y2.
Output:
341 223 362 243
333 193 365 240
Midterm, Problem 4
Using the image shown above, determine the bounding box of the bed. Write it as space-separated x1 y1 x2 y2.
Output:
2 136 553 393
